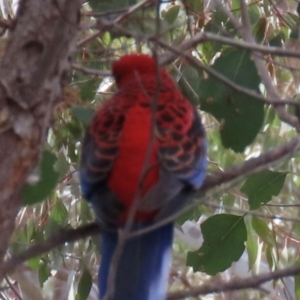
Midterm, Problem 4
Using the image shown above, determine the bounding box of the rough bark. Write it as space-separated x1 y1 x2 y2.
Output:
0 0 80 279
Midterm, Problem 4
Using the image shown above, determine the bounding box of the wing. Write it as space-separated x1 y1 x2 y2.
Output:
157 96 207 187
139 91 207 219
80 95 127 227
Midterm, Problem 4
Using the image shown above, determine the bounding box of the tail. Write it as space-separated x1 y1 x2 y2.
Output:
99 222 174 300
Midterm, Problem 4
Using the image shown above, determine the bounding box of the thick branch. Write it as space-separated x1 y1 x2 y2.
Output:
0 0 80 279
4 135 300 276
3 223 99 275
167 264 300 299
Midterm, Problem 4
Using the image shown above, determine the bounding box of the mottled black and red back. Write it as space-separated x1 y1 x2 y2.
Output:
80 53 207 300
80 54 206 226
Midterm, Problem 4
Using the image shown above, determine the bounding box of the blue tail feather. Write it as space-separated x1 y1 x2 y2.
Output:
100 222 174 300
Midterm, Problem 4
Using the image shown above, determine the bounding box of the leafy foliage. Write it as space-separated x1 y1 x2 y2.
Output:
199 50 264 152
23 151 59 205
3 0 300 299
241 170 287 210
187 214 247 275
76 268 93 300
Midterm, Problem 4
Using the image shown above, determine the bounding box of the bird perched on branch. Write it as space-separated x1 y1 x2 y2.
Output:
80 53 207 300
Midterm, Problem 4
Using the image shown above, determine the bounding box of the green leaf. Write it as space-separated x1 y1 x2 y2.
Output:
45 200 68 237
102 31 111 45
253 18 268 43
252 216 274 246
185 0 202 14
269 31 285 47
265 244 274 270
241 170 287 210
23 151 59 205
163 5 180 24
199 50 264 152
79 78 102 102
72 106 94 125
55 152 69 178
175 208 198 226
178 65 201 105
38 260 51 286
28 256 40 270
295 258 300 298
245 216 258 270
26 218 35 243
126 10 169 36
248 2 261 24
187 214 247 275
80 199 95 224
49 200 68 226
75 268 93 300
204 11 235 35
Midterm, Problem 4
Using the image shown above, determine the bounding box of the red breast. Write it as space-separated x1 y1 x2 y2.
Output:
107 102 159 223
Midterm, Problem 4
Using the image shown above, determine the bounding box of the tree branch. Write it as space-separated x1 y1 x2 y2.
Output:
215 0 300 130
167 264 300 299
0 0 80 280
3 223 99 276
128 134 300 238
72 62 110 77
4 134 300 276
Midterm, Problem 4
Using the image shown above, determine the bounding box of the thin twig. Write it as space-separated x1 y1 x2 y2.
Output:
77 0 155 47
86 20 300 106
3 223 99 275
157 39 299 106
215 0 300 130
4 135 300 275
167 263 300 299
170 31 300 60
71 62 110 77
128 134 300 238
4 276 22 300
204 201 300 223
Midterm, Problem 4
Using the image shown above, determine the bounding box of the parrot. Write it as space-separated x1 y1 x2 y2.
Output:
80 53 207 300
